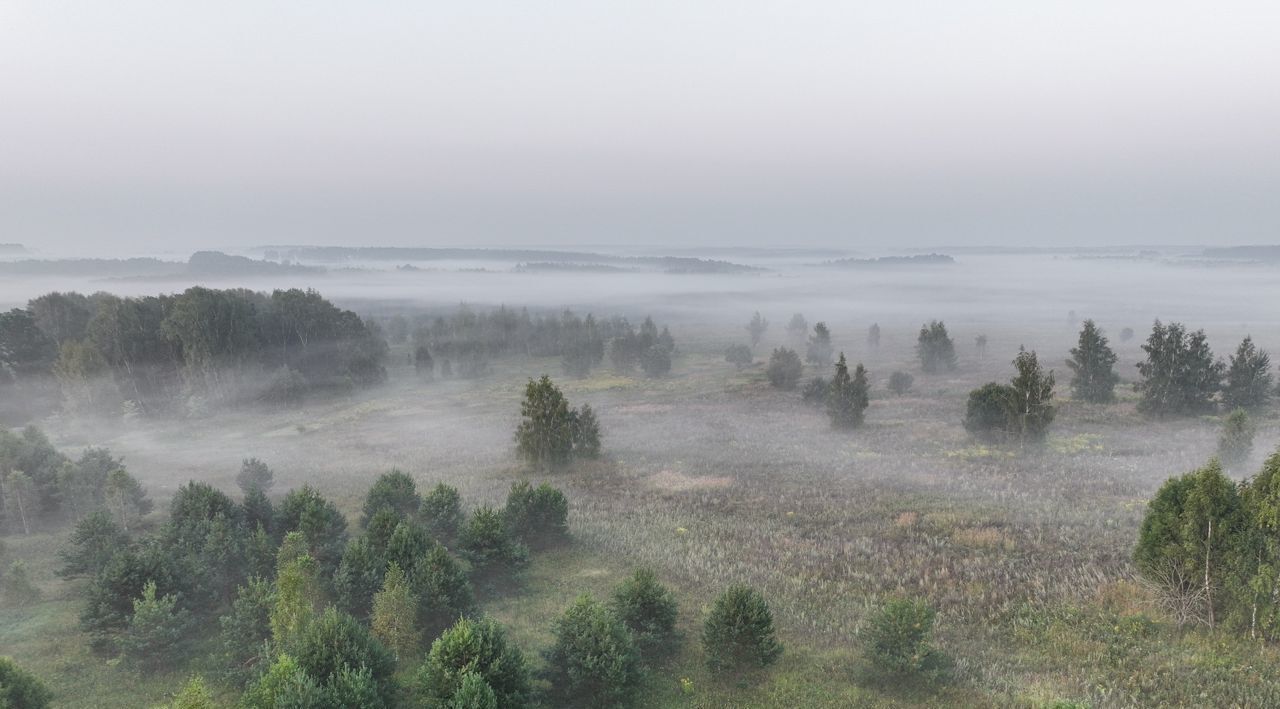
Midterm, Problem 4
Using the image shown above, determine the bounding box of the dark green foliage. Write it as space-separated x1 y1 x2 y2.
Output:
964 382 1014 442
1223 336 1272 410
417 616 532 708
863 597 944 678
504 481 569 548
1066 319 1120 403
702 585 783 673
0 656 53 709
119 580 193 671
545 594 641 707
218 577 275 686
1136 320 1224 417
410 542 476 640
362 470 421 527
805 322 833 367
291 607 398 706
515 375 576 467
418 483 464 541
0 426 69 530
639 345 672 378
724 344 753 369
765 348 802 390
28 291 92 344
459 507 528 576
236 458 274 495
365 507 403 553
386 520 433 576
450 672 498 709
887 371 913 396
169 481 240 535
276 485 349 577
59 509 129 578
1218 409 1255 472
826 354 869 430
571 404 602 460
0 308 58 378
241 488 274 537
80 544 189 653
609 568 678 654
746 312 769 349
1006 348 1056 444
1134 459 1241 628
801 376 829 406
334 535 385 621
916 320 957 373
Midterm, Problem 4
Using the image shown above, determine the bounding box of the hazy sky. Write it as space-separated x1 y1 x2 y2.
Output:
2 2 1278 254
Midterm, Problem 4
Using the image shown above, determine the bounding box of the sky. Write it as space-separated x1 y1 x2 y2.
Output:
1 1 1278 255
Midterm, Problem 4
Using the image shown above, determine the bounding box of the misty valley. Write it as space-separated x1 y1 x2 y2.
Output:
0 247 1279 707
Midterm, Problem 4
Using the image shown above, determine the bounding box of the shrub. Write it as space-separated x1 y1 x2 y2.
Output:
1 559 40 607
725 344 753 369
766 348 803 390
863 597 943 678
417 616 532 708
801 376 829 406
964 382 1012 442
545 594 641 706
610 568 678 654
0 657 53 709
887 371 914 396
504 481 569 548
702 585 783 673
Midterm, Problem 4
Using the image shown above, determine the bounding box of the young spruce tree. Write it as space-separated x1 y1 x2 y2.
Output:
1066 319 1119 403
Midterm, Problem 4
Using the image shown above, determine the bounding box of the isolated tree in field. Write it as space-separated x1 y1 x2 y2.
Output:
963 382 1013 442
570 403 602 460
887 371 914 396
416 616 531 708
362 469 421 526
1135 320 1224 417
827 354 869 430
724 344 753 369
766 347 802 390
863 597 942 678
236 458 274 496
0 657 53 709
916 321 957 373
515 375 575 467
1218 409 1255 472
806 322 834 367
372 562 420 660
418 482 465 541
1119 326 1135 343
746 312 769 349
1007 348 1056 445
867 323 881 349
1134 459 1241 628
503 481 569 548
1066 319 1119 403
119 580 193 671
974 333 988 360
703 585 783 673
545 594 641 706
786 313 808 341
1223 336 1272 410
610 568 679 654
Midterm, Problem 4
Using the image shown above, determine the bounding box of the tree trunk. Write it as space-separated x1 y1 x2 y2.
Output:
1205 518 1214 629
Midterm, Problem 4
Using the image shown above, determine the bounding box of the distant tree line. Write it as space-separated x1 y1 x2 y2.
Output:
0 288 388 419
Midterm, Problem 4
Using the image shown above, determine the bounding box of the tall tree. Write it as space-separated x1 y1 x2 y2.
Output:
916 321 957 373
1222 336 1273 410
1007 348 1056 445
866 323 881 350
805 322 833 367
826 354 869 430
1135 320 1224 417
514 376 575 468
746 312 769 349
1066 319 1120 403
371 563 420 661
1218 409 1255 472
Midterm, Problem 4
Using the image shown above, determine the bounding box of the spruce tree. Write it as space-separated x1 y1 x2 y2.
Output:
827 354 869 429
236 457 274 495
1066 319 1119 403
1223 336 1272 410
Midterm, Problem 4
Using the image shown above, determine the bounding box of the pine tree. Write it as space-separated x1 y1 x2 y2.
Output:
545 594 641 706
167 675 215 709
746 312 769 349
1007 348 1056 445
887 371 913 396
827 354 869 429
863 597 942 678
236 457 274 495
292 607 398 706
806 322 833 367
1223 336 1272 410
449 672 498 709
514 376 575 467
570 404 602 460
416 616 531 708
609 568 679 654
1218 409 1255 472
503 481 569 548
362 470 421 526
459 506 528 577
218 577 274 686
702 585 783 673
335 536 385 621
916 321 957 373
418 483 464 542
0 657 53 709
1066 319 1119 403
372 563 419 660
408 541 476 642
119 580 193 671
59 509 129 578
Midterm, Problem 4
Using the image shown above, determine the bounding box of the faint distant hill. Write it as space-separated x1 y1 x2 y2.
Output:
0 243 27 255
1202 245 1280 262
516 262 633 273
267 246 762 274
821 253 955 268
0 251 319 279
187 250 320 276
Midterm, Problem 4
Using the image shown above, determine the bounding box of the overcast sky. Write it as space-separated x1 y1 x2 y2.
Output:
2 1 1278 254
